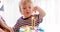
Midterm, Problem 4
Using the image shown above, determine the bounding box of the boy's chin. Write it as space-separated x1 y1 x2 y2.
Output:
25 14 31 16
27 14 31 16
26 13 31 15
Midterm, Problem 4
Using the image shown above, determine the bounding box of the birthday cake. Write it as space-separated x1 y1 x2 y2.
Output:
19 26 44 32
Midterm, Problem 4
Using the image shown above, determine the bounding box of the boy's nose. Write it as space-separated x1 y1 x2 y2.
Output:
26 8 30 11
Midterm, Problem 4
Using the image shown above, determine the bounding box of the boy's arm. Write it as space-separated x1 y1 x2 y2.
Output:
13 20 20 32
38 7 46 18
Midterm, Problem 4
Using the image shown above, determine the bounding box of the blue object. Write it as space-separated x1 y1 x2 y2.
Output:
37 27 44 32
20 30 24 32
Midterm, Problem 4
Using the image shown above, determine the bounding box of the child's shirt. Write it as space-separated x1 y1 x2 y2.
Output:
13 15 43 32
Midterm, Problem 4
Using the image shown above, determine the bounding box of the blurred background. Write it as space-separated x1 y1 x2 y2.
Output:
0 0 60 32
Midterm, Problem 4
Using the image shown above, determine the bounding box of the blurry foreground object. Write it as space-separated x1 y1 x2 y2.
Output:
0 16 14 32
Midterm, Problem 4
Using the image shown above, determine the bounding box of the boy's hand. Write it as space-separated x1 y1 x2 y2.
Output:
33 6 40 12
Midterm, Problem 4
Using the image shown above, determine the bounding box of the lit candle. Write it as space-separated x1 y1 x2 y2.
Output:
31 11 39 28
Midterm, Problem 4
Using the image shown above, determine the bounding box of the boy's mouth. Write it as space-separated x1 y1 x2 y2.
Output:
26 12 29 14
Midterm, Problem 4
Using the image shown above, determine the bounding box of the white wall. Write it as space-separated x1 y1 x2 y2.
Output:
0 0 60 32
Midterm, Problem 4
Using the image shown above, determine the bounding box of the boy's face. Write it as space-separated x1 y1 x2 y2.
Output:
20 2 32 17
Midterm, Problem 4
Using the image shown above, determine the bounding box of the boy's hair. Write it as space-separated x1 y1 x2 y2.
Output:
19 0 32 12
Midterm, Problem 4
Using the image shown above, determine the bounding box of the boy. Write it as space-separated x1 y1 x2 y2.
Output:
13 0 46 32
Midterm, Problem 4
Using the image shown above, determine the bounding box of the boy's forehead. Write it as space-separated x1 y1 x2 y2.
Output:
21 2 31 5
21 3 32 7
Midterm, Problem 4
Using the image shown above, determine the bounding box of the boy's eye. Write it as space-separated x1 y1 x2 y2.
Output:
29 7 31 9
23 7 26 9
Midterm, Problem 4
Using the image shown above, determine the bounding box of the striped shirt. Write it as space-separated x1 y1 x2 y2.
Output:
13 15 43 32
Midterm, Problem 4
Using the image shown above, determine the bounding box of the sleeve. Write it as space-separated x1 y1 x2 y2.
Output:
13 20 20 32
